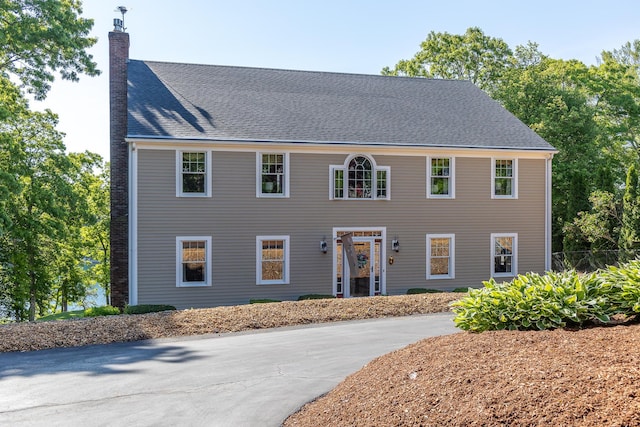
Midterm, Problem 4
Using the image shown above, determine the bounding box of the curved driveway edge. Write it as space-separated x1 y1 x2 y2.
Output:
0 312 458 426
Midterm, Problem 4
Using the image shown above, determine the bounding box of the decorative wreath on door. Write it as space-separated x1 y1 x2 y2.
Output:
357 253 368 269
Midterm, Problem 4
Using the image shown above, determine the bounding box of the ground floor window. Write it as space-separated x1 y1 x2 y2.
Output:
176 236 212 287
256 236 290 285
426 234 455 279
491 233 517 277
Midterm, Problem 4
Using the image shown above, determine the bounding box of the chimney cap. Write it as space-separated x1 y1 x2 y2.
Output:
113 5 128 32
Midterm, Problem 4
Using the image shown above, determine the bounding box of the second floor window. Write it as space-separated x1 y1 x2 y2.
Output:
428 157 454 198
493 158 517 198
258 153 289 197
331 155 390 200
177 151 211 197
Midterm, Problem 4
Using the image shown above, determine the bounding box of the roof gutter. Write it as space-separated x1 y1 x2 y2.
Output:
126 134 558 153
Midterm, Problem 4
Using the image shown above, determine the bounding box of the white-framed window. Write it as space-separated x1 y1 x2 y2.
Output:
426 234 455 279
330 154 390 200
491 233 517 277
492 158 518 199
176 236 212 287
257 153 289 197
427 157 455 198
256 235 290 285
176 151 211 197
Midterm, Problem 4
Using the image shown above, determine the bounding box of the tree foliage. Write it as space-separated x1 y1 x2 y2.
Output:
0 1 104 321
0 0 99 100
382 27 512 92
0 109 104 321
383 28 640 256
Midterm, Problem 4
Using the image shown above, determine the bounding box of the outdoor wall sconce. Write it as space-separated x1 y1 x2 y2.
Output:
392 239 400 252
320 238 328 253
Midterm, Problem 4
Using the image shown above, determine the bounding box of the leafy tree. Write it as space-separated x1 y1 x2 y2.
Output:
492 56 601 251
566 190 621 251
0 0 99 100
618 165 640 261
381 27 512 92
0 109 101 321
588 50 640 162
82 162 110 306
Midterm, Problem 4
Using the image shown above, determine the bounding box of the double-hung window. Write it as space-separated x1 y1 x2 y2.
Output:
330 155 390 200
427 157 455 198
426 234 455 279
492 158 517 198
491 233 517 277
176 151 211 197
257 153 289 197
256 236 290 285
176 236 212 287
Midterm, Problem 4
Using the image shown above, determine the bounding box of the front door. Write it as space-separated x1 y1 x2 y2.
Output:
335 232 383 298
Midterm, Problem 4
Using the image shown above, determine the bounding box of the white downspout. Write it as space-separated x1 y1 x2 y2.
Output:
545 153 554 271
128 141 138 305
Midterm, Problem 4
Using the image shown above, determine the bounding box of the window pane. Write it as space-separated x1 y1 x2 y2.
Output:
348 156 372 199
334 169 344 199
495 178 512 196
183 173 205 193
182 241 206 282
431 158 450 176
430 238 450 276
430 158 450 196
494 237 513 273
261 154 284 194
376 170 387 198
262 240 284 280
494 160 513 196
182 152 206 193
431 177 449 195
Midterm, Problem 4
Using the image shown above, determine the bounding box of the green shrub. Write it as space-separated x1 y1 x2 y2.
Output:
598 259 640 314
452 287 472 293
452 270 611 332
406 288 442 294
123 304 176 315
249 299 281 304
84 306 121 317
297 294 336 301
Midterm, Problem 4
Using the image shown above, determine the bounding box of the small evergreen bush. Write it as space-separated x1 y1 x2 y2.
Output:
297 294 336 301
84 306 121 317
452 287 472 293
123 304 176 314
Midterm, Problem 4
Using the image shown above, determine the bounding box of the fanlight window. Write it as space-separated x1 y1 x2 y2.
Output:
331 155 390 200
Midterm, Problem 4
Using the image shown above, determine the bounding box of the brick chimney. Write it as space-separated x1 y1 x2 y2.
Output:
109 27 129 309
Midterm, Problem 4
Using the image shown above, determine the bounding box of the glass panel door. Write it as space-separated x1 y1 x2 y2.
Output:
349 241 372 297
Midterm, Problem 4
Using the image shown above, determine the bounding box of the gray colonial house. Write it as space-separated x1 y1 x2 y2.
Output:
109 28 556 309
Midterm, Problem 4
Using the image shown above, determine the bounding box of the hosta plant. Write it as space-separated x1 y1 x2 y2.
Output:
452 270 610 332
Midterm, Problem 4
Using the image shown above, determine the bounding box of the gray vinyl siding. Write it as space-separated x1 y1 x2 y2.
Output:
136 149 548 309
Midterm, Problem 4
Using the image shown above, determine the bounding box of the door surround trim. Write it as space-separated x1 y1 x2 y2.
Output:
332 227 387 297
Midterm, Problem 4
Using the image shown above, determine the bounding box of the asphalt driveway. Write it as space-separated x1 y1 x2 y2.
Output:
0 312 458 426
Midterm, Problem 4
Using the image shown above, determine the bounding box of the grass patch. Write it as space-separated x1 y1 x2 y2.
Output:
249 298 282 304
37 309 86 322
84 306 121 317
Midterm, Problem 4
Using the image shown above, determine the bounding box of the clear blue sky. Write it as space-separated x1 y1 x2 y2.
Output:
35 0 640 161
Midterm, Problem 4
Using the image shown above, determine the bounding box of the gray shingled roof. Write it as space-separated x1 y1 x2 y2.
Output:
127 60 555 151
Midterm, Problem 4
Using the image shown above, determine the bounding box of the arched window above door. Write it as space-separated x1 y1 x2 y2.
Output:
330 154 390 200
